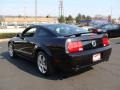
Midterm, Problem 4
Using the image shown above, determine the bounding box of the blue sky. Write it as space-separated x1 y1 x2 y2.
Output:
0 0 120 18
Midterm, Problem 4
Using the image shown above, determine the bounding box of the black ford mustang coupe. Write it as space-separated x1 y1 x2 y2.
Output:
8 24 112 75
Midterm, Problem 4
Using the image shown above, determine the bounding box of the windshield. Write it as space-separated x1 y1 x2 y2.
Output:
45 24 89 36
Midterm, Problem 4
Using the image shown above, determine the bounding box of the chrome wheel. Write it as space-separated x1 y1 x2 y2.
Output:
8 43 14 57
37 54 47 74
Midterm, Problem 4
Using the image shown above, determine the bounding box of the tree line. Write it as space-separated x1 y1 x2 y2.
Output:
58 13 92 24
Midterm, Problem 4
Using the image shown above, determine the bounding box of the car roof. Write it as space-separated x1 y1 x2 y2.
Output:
31 24 70 34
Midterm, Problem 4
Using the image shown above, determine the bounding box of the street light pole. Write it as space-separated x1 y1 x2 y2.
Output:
111 6 112 22
35 0 37 23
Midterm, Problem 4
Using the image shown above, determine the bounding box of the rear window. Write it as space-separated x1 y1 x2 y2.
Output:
45 24 89 36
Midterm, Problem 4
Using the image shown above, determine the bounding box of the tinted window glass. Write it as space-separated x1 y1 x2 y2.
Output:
112 25 119 29
45 24 89 36
23 28 36 37
102 24 113 29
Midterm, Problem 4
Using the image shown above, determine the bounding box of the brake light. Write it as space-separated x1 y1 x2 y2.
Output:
97 29 102 32
91 29 102 33
102 37 110 46
67 41 83 53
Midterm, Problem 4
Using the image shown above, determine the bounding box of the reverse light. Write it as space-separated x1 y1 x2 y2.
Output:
102 37 110 47
67 41 83 53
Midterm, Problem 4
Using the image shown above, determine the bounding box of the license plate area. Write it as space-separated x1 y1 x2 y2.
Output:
93 53 101 62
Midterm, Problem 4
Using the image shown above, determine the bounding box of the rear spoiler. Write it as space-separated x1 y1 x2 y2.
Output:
65 32 108 38
65 32 93 37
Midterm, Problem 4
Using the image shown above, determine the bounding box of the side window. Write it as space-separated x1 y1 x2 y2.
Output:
23 28 37 37
38 29 52 37
112 25 119 29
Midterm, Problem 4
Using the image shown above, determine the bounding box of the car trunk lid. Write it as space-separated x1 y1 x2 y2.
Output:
65 33 109 53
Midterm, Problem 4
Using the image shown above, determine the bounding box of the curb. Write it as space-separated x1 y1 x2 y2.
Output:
0 38 10 42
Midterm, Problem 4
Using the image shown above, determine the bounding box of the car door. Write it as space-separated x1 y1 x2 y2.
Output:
101 24 114 37
35 27 56 56
15 27 37 59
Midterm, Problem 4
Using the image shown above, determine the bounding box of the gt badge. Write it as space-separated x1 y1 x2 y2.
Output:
92 40 97 47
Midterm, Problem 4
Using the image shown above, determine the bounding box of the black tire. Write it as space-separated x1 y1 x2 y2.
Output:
36 52 54 76
8 43 16 58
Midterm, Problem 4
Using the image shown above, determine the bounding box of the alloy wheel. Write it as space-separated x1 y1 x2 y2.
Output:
37 54 47 74
8 43 14 57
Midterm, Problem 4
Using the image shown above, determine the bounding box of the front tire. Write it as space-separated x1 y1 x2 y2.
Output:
37 52 54 76
8 43 16 58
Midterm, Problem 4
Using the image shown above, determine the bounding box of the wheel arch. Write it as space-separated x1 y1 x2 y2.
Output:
8 40 14 46
33 45 53 62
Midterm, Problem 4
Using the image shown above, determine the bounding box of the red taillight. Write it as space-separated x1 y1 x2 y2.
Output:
91 29 102 33
93 29 98 33
67 41 83 53
102 37 110 47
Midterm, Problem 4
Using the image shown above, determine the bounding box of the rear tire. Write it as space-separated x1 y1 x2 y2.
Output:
36 52 54 76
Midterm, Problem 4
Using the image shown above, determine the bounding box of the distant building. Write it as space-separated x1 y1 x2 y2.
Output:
80 20 92 26
1 16 58 28
114 19 120 24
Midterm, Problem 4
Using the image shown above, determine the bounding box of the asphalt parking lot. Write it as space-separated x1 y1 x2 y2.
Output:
0 38 120 90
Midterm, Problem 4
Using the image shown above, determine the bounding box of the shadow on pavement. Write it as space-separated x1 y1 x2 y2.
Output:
1 51 93 80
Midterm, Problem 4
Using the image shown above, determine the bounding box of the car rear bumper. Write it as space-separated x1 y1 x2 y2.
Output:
54 45 112 71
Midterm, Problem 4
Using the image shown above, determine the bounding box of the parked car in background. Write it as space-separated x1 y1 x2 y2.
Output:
8 24 112 76
89 24 120 38
88 24 107 34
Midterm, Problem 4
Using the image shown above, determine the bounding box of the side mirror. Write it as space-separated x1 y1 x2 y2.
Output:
16 34 25 39
16 34 21 37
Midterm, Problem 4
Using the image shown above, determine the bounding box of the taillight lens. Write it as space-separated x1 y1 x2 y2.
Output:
67 41 83 53
97 29 102 32
102 37 110 46
91 29 102 33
